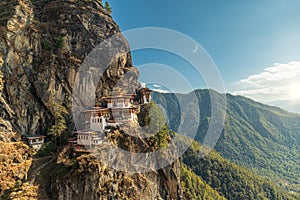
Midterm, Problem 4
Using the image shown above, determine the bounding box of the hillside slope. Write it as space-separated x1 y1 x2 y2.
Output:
152 89 300 193
181 137 298 200
180 163 226 200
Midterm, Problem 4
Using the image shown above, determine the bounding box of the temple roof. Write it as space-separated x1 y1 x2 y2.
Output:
22 134 46 139
74 130 99 135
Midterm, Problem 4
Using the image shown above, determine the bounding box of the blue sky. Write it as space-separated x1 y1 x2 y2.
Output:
106 0 300 110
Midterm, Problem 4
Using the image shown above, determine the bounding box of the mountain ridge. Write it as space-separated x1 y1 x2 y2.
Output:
152 89 300 193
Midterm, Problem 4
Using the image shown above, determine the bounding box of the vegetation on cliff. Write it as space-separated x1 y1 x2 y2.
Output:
48 103 68 147
0 141 32 197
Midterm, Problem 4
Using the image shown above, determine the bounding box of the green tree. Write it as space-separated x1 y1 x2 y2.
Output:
104 1 112 14
138 101 169 148
139 101 166 133
48 103 68 147
149 125 169 148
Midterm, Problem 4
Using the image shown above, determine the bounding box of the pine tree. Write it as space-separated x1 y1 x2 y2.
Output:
104 2 112 14
48 103 68 147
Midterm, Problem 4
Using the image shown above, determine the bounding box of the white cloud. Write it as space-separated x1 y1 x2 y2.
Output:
152 84 162 88
233 61 300 106
151 88 171 93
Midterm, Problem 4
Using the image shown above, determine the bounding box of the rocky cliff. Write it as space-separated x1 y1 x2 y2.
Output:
0 0 140 137
0 0 182 199
44 128 182 199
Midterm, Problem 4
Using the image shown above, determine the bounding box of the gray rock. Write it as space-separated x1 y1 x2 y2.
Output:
0 0 140 135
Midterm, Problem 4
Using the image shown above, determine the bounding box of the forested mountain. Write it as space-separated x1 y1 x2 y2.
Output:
180 137 298 200
180 163 226 200
152 89 300 193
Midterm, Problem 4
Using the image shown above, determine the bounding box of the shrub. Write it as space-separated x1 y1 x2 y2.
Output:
104 2 112 14
56 36 64 48
42 39 51 50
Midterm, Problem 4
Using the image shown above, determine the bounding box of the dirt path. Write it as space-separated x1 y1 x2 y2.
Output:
27 154 55 184
10 154 57 199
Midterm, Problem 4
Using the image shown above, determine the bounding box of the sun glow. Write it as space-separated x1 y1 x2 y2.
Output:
288 82 300 100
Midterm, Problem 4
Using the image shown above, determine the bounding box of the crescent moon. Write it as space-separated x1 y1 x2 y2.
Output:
193 44 199 53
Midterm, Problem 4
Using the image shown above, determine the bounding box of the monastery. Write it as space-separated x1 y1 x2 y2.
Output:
22 134 46 150
71 88 152 147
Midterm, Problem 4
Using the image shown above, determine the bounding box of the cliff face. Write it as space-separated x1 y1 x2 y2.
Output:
0 0 182 199
0 0 139 136
47 144 182 200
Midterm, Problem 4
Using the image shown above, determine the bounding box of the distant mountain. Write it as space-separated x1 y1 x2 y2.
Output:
268 99 300 114
152 89 300 193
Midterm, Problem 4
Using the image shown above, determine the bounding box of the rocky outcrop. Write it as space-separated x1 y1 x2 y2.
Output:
51 153 166 200
47 128 182 200
0 0 182 199
0 0 139 136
